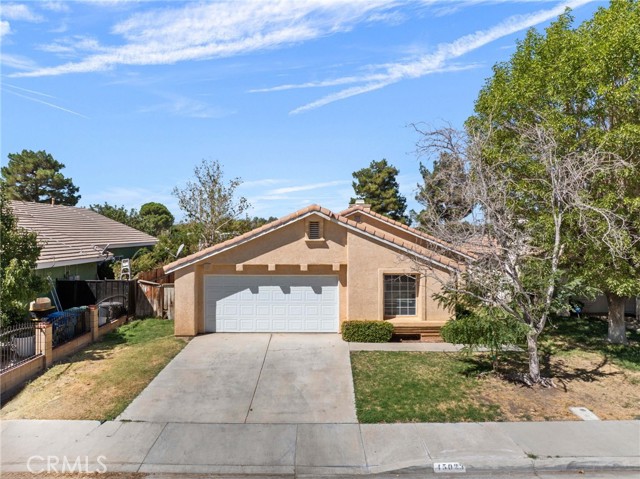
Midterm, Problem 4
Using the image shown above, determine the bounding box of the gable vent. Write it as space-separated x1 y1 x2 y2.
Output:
308 221 321 240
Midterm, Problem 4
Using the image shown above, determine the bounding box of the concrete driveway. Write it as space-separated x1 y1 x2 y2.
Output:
119 333 357 424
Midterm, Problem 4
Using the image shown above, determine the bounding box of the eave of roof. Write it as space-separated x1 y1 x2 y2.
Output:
10 201 158 266
164 204 461 274
340 205 474 260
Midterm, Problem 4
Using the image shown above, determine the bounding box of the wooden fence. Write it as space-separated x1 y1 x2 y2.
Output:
136 280 175 319
56 279 174 319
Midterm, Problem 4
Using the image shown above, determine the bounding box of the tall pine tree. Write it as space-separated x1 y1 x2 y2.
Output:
351 159 409 224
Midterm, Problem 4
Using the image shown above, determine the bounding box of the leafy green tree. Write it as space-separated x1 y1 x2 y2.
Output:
0 186 46 327
173 159 250 249
1 150 80 205
219 216 278 238
415 151 474 227
351 159 409 224
89 203 141 229
469 1 640 344
414 123 620 386
139 202 174 236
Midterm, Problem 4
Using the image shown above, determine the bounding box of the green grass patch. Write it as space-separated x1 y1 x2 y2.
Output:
541 315 640 371
351 351 502 423
1 318 187 421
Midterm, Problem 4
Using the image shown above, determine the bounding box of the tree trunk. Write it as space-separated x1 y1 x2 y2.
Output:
606 292 628 345
526 331 541 383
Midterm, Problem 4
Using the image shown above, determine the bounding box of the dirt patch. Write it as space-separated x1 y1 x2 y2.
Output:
0 320 186 421
476 351 640 421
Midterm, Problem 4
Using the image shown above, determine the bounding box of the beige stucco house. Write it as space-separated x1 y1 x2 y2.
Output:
164 203 469 337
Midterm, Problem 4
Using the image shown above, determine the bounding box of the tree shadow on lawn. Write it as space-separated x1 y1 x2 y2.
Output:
541 315 640 371
458 349 622 391
63 330 127 362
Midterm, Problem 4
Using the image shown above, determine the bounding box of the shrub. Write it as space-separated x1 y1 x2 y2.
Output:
341 320 394 343
441 308 529 369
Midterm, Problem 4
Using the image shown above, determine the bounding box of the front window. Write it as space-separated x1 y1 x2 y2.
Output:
384 274 417 316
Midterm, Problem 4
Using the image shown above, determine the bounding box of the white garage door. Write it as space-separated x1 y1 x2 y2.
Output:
204 275 339 332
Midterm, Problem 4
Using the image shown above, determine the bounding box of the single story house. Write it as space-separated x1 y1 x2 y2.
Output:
164 203 470 337
11 200 158 280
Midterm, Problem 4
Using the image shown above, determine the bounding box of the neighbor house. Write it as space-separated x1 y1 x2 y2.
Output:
11 200 158 280
165 203 470 337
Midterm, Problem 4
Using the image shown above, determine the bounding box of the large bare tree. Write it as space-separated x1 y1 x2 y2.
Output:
412 123 629 386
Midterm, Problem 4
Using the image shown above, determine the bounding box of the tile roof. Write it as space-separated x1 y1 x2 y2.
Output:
10 201 158 268
164 204 462 274
340 205 474 259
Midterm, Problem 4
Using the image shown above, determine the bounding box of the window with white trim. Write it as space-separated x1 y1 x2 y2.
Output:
383 274 417 316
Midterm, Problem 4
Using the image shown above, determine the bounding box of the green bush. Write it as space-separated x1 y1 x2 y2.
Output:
341 320 394 343
441 309 529 369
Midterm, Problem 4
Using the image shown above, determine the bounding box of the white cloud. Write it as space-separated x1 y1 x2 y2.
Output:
41 2 71 13
251 63 479 93
268 180 350 195
12 0 400 78
0 20 10 37
288 0 594 113
0 53 38 71
139 93 235 119
0 3 43 22
240 178 290 189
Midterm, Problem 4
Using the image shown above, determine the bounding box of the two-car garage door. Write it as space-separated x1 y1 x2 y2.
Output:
204 275 339 333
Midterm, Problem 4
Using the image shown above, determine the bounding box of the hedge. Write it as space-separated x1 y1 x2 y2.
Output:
341 320 394 343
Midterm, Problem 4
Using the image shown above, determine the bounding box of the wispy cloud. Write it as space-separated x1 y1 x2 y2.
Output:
0 2 44 38
285 0 593 114
268 180 350 195
2 88 89 118
139 93 235 119
240 178 290 189
0 53 39 71
0 20 10 37
0 3 43 22
41 1 72 13
13 1 400 78
251 63 480 93
38 35 106 56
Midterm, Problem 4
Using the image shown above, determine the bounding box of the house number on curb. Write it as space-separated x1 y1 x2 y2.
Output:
433 462 466 473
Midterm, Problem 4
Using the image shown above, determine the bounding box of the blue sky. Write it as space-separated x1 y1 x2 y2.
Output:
1 0 604 221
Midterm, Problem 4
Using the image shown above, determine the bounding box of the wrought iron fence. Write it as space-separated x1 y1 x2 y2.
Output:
47 308 89 348
0 322 39 372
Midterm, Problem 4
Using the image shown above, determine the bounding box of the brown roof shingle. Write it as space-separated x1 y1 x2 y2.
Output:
10 201 158 268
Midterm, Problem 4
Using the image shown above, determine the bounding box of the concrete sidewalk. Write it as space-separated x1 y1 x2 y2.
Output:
2 419 638 475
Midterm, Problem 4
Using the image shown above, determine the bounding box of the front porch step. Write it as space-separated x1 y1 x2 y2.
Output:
392 323 443 341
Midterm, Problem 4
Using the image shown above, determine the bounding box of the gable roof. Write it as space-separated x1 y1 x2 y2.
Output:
164 204 463 274
10 201 158 269
340 205 475 261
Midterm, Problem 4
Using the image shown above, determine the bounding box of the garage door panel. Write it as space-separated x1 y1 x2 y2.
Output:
205 275 338 333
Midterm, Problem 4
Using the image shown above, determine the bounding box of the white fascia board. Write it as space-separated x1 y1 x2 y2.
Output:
164 211 323 274
166 210 458 274
342 209 474 261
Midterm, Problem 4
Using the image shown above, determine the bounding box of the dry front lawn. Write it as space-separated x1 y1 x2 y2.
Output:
0 319 186 421
352 316 640 423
